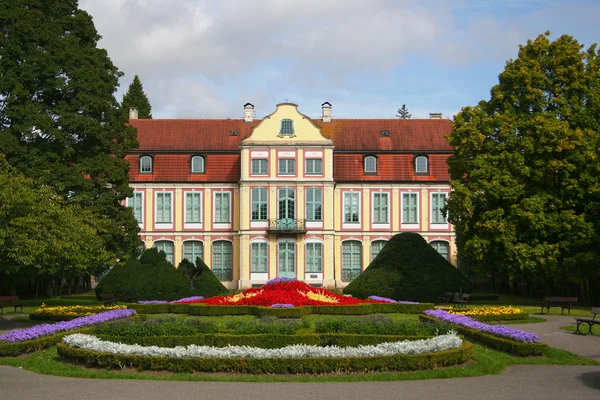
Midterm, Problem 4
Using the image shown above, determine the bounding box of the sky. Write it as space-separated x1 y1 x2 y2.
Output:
78 0 600 120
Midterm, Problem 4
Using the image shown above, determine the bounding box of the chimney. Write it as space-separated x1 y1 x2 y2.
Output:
244 103 254 123
129 107 138 120
321 101 332 123
429 112 442 119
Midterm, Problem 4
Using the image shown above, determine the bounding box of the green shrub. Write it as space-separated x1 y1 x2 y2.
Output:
314 314 454 336
344 233 472 302
94 315 218 337
95 248 200 301
225 316 309 334
57 341 472 374
189 257 228 297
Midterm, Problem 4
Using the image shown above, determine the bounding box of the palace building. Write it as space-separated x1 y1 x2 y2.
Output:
125 102 454 289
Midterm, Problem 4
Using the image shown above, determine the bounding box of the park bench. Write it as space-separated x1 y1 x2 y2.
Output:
438 292 454 304
100 293 117 306
540 296 578 315
454 293 471 309
0 296 24 313
119 291 138 303
574 307 600 335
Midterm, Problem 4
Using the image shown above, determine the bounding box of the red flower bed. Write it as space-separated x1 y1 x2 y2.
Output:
177 279 380 307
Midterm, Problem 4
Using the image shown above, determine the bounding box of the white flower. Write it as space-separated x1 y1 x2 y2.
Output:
63 333 462 359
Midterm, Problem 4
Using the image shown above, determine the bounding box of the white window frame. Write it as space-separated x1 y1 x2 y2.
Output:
305 241 323 280
364 156 377 173
213 191 231 228
278 158 295 175
127 191 144 227
184 191 202 229
415 156 428 173
191 156 205 173
343 191 361 228
305 188 323 225
251 188 268 221
430 192 449 226
372 192 389 227
154 240 174 265
305 158 323 175
140 155 153 173
182 240 203 264
401 192 419 227
155 191 173 228
251 159 268 175
430 240 450 261
250 240 269 276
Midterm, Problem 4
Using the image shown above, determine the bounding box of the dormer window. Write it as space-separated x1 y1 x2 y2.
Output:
140 155 153 173
364 156 377 174
415 155 428 173
191 155 205 173
280 119 294 136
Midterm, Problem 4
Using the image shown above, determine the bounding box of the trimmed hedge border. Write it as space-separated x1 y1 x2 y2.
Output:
127 303 433 316
466 313 529 322
0 327 93 357
56 340 472 374
93 333 433 348
419 315 546 356
29 314 83 322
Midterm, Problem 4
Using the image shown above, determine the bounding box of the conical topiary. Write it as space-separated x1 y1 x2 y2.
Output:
190 257 228 297
343 232 472 302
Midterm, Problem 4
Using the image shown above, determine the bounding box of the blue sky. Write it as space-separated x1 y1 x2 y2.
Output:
79 0 600 120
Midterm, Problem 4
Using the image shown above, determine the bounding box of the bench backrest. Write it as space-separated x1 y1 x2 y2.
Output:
0 296 19 301
100 293 115 299
544 296 578 302
592 307 600 318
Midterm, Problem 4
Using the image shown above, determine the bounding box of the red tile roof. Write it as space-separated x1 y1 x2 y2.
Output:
127 118 453 183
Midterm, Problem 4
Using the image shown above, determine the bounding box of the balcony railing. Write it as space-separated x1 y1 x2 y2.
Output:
266 218 307 234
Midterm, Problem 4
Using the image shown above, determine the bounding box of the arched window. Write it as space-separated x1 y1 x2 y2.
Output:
415 156 428 173
251 241 268 273
280 119 294 136
342 240 362 281
191 156 205 173
364 156 377 173
154 240 174 265
370 240 388 262
212 240 233 281
183 241 203 264
140 155 153 173
305 242 323 273
430 240 449 260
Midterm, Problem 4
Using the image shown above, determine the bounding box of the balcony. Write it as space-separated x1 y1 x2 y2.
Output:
266 218 307 234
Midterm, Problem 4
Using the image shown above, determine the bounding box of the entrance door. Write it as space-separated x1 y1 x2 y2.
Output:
278 188 296 230
278 242 296 278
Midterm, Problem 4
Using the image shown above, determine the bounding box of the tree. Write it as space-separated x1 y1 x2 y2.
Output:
396 104 411 119
0 156 113 295
0 0 141 265
121 75 153 119
446 33 600 303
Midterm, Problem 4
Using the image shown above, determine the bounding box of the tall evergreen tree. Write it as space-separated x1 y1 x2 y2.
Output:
122 75 153 119
396 104 411 119
0 0 141 267
446 33 600 302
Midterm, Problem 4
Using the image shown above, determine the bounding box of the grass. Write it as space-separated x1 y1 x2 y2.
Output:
0 343 596 382
560 324 600 335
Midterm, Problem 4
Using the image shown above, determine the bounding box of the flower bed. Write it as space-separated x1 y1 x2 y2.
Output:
368 296 420 305
0 309 136 343
421 310 546 356
138 296 204 305
449 306 528 322
29 304 127 321
57 332 472 374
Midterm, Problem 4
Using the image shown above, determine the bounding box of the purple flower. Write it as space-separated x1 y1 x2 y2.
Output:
424 309 540 343
397 300 420 305
368 295 396 303
138 300 169 305
270 303 295 308
172 296 204 303
0 309 136 343
266 277 298 285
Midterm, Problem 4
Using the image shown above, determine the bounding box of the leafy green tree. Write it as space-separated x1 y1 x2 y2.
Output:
0 156 113 294
396 104 411 119
446 33 600 302
121 75 153 119
0 0 141 263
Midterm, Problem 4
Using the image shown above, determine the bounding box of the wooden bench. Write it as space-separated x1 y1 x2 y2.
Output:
100 293 117 306
437 292 454 304
575 307 600 335
540 296 578 315
454 293 471 309
0 296 24 313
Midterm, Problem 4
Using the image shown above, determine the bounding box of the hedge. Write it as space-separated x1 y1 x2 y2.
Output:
93 333 433 349
419 315 546 356
29 314 82 322
468 313 529 322
127 303 433 317
0 327 93 357
56 340 472 374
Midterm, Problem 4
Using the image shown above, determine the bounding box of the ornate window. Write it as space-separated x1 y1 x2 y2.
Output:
415 156 428 173
342 241 362 281
364 156 377 173
280 119 294 136
140 155 153 173
191 156 205 173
